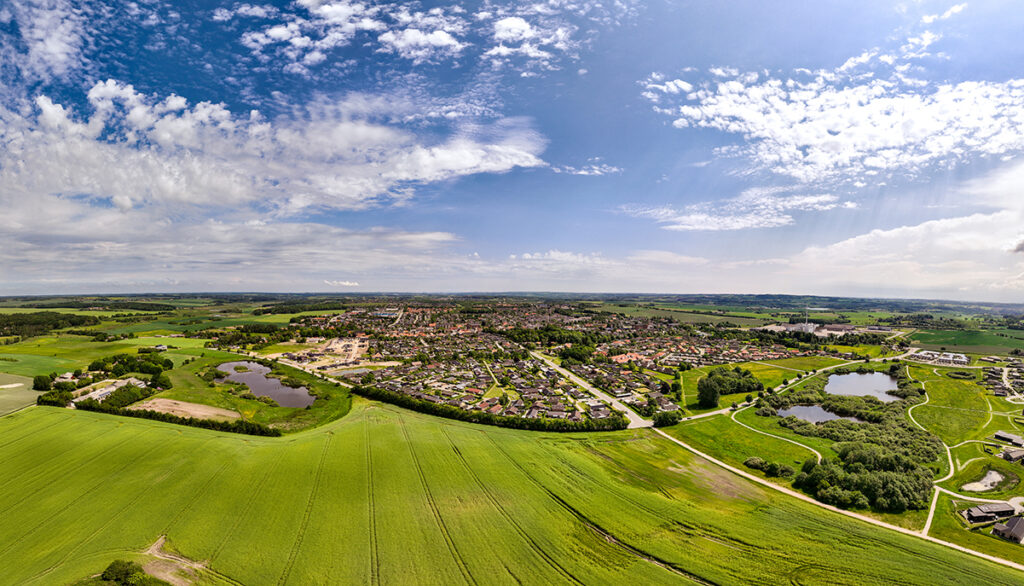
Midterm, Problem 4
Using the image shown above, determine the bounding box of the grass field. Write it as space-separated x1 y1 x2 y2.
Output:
0 335 209 377
0 402 1021 584
761 356 848 371
679 361 801 412
909 365 993 445
911 329 1024 355
591 303 772 326
0 373 35 415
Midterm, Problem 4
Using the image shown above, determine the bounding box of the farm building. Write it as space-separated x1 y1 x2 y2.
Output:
993 517 1024 543
995 432 1024 447
963 503 1016 524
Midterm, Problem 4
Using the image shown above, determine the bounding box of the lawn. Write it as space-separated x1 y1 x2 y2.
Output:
0 402 1020 584
909 365 992 445
761 356 848 371
679 361 799 412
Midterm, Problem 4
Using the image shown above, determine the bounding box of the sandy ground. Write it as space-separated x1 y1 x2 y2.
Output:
961 470 1005 492
0 383 24 389
129 398 240 421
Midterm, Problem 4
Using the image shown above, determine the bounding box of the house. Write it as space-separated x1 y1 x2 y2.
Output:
1004 449 1024 463
993 517 1024 543
964 503 1016 523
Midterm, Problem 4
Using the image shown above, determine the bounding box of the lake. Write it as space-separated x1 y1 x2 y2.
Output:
778 405 859 424
216 361 315 408
824 372 900 403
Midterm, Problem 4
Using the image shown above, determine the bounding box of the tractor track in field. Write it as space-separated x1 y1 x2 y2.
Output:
0 411 69 456
0 424 121 497
0 440 163 558
439 426 583 586
210 456 284 564
160 447 236 536
27 462 184 584
278 433 333 585
542 443 760 551
398 418 475 585
364 413 380 585
485 432 712 581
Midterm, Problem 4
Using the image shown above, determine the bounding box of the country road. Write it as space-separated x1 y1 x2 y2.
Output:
530 351 653 428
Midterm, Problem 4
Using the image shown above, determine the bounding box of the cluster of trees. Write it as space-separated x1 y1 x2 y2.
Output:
352 384 629 432
85 559 170 586
64 330 137 342
88 353 174 389
493 325 612 349
558 345 595 365
253 301 349 315
652 410 683 427
743 457 795 478
754 365 941 512
793 451 934 512
0 312 100 338
697 366 763 408
73 401 282 436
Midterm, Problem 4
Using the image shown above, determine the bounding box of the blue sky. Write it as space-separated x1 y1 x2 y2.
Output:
1 0 1024 301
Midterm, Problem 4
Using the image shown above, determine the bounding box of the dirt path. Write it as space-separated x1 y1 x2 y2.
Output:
652 428 1024 574
143 535 207 586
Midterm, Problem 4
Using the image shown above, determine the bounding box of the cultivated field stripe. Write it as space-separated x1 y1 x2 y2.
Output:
398 417 475 585
209 454 285 564
364 412 380 585
439 426 583 586
277 433 333 586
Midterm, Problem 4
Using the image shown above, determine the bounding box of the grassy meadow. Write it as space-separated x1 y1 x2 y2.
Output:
0 401 1021 584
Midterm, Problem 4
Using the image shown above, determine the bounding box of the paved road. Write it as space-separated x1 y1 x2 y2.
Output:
530 351 652 428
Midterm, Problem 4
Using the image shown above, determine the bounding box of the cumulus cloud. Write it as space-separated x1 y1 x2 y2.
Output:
325 280 360 287
640 17 1024 187
621 188 854 231
3 0 88 82
0 80 546 215
553 158 622 175
922 3 967 24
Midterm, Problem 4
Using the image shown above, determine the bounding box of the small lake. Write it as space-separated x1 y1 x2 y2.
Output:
778 405 859 424
824 372 900 403
216 361 315 408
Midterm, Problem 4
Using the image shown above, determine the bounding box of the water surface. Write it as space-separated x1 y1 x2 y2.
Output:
824 372 900 403
216 361 315 408
778 405 859 423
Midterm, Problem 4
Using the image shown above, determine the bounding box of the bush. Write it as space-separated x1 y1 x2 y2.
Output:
652 410 683 427
744 456 765 470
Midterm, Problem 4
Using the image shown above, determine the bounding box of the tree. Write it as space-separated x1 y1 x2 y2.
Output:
697 378 720 408
32 375 51 391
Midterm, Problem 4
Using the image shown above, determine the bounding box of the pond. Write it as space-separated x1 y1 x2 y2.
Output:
778 405 860 424
216 361 315 408
824 372 901 403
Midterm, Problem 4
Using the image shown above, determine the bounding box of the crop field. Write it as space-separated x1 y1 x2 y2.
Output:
591 303 772 326
0 373 35 415
1 403 1021 584
911 329 1024 354
0 335 210 377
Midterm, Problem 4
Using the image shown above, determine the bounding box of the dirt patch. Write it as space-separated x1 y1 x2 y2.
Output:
143 535 206 586
129 398 240 421
962 469 1009 492
672 457 760 501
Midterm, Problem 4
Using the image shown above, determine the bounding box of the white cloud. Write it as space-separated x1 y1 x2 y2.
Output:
325 280 360 287
621 188 853 231
4 0 87 81
641 20 1024 188
922 3 967 24
0 80 546 216
378 28 466 63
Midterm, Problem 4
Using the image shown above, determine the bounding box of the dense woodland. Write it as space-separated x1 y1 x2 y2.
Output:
0 312 99 337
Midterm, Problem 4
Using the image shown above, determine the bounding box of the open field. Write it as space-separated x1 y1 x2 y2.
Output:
679 361 799 411
0 402 1021 584
590 303 772 326
909 365 993 445
0 373 35 415
128 398 240 421
911 329 1024 355
0 335 210 377
761 356 848 371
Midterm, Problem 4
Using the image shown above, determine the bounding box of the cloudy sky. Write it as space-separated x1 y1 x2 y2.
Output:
1 0 1023 301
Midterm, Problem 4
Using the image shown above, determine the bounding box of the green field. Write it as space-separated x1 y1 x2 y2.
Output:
0 335 210 377
0 373 35 415
911 329 1024 355
761 356 848 371
591 303 772 326
909 365 993 445
679 361 801 412
0 402 1021 584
